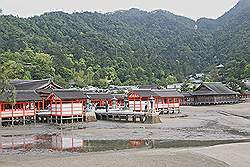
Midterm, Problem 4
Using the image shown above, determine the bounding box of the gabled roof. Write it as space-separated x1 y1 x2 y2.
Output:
52 89 87 100
138 85 161 89
131 89 183 97
86 92 113 100
153 89 184 97
182 92 193 97
192 82 239 96
0 90 42 102
11 79 62 90
112 94 126 99
132 89 158 97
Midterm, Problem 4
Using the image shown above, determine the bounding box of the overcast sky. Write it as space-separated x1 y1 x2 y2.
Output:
1 0 239 20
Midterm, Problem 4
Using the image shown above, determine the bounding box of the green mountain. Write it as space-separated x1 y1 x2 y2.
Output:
0 0 249 88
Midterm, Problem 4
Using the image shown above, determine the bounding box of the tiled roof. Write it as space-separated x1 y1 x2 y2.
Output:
138 85 161 89
181 92 193 97
112 94 126 99
53 89 87 100
153 89 184 97
86 92 113 100
132 89 158 97
131 89 183 97
11 79 62 90
0 90 42 102
192 82 240 96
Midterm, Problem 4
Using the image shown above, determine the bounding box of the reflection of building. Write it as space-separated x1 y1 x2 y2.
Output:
52 135 84 150
0 135 36 150
128 140 145 148
0 134 151 153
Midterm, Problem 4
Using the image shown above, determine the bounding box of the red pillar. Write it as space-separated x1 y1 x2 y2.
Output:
82 99 84 111
178 97 181 111
156 97 158 111
167 97 170 108
0 103 2 120
38 101 40 112
71 100 73 116
50 99 53 116
23 102 25 117
140 97 142 112
173 97 175 108
42 98 45 110
33 101 36 117
60 100 63 116
55 99 57 116
133 95 136 111
162 97 164 110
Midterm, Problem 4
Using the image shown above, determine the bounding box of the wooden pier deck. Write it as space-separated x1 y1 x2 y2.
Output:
95 110 147 123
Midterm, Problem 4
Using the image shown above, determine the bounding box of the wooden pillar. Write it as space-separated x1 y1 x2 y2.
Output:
156 97 158 111
71 100 73 123
140 97 142 112
11 104 14 126
0 103 2 127
50 99 53 123
172 97 175 113
178 97 181 113
133 95 136 111
147 97 149 111
173 97 175 108
128 96 130 109
42 98 45 110
23 103 25 125
167 97 170 108
82 99 84 122
162 97 164 111
34 101 36 124
38 101 40 113
55 99 58 123
60 100 63 124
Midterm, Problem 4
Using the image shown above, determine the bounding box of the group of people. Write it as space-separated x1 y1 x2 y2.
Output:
89 101 109 112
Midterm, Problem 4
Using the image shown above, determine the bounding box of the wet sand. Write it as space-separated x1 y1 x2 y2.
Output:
1 142 250 167
0 103 250 167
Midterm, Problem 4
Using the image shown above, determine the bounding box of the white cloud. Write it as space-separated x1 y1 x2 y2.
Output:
1 0 239 20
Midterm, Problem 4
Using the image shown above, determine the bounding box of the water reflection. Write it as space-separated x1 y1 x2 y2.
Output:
0 134 249 154
0 134 148 153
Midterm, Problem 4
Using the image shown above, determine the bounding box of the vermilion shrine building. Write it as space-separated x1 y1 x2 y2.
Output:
128 89 183 113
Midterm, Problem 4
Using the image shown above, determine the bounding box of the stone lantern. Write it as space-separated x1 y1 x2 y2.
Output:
149 96 154 112
124 95 128 110
112 96 117 109
86 95 91 112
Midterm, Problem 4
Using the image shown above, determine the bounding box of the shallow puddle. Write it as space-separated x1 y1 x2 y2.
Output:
0 133 249 154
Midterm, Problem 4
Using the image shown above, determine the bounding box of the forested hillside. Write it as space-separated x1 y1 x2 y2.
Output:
0 0 249 89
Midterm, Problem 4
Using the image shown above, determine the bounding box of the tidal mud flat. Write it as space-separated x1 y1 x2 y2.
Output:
0 103 250 167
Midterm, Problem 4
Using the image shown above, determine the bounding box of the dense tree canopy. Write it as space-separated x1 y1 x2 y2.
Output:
0 0 249 88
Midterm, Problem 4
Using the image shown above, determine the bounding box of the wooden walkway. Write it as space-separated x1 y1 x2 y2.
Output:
95 110 147 123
